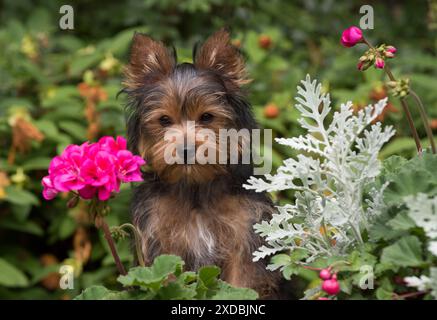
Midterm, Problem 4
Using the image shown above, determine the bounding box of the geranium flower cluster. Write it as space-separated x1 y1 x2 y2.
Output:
42 136 145 201
340 26 397 70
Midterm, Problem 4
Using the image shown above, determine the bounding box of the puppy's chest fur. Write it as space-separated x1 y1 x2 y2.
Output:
132 175 271 270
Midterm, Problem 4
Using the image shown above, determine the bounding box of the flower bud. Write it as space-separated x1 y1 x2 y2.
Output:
340 26 363 47
375 57 385 69
67 195 79 208
386 46 397 54
386 81 398 88
358 60 372 71
384 51 395 58
359 55 368 62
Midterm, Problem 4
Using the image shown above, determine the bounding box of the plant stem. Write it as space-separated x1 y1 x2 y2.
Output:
409 90 436 154
393 290 429 300
300 265 323 271
119 223 146 267
96 216 127 275
362 38 422 155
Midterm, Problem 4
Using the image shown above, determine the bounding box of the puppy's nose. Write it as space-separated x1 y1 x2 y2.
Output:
177 145 196 164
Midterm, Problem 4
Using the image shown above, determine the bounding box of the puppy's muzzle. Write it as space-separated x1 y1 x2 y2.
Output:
176 145 196 164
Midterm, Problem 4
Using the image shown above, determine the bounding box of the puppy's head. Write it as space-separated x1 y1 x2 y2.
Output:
124 29 256 184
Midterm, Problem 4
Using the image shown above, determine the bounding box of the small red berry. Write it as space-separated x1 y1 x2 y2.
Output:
263 103 280 119
319 269 331 280
322 279 340 295
258 34 272 49
231 39 241 48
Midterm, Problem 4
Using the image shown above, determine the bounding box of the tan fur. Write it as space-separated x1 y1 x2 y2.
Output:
134 193 277 297
194 29 250 87
123 33 175 91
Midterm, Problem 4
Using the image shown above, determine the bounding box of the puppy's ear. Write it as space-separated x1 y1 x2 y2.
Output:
123 33 175 90
194 29 249 87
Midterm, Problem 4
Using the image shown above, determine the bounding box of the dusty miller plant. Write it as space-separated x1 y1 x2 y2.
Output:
244 75 395 265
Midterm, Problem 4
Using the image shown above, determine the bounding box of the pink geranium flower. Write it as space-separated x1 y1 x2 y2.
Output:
98 136 127 155
116 150 145 183
340 26 363 47
50 143 91 192
42 176 58 200
42 136 145 201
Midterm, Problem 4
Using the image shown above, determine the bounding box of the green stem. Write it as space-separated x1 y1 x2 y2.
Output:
99 217 127 275
409 90 436 154
119 223 146 267
361 38 422 155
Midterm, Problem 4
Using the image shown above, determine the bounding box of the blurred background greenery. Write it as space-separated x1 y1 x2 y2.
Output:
0 0 436 299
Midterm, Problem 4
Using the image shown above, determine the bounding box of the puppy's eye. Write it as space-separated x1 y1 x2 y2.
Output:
159 115 172 127
199 113 214 124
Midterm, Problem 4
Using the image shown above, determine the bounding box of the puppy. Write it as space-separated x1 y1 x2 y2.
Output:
123 29 279 298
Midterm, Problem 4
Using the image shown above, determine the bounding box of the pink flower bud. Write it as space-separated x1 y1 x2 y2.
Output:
319 269 331 280
386 46 397 54
375 57 385 69
340 26 363 47
357 61 364 71
322 279 341 295
384 51 395 58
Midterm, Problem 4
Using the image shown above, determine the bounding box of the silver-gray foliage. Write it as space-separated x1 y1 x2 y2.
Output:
244 75 395 264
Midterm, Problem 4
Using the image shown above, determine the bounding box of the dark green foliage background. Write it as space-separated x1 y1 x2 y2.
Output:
0 0 436 299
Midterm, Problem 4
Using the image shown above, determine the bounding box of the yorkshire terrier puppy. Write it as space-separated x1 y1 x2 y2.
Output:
123 29 279 298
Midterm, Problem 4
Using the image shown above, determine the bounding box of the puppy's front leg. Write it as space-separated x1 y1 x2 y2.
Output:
222 247 278 299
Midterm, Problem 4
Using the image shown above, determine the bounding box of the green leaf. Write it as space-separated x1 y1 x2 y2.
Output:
375 277 394 300
74 286 112 300
69 52 103 77
4 186 39 206
381 236 424 267
0 258 29 288
30 264 60 285
198 266 220 288
196 266 221 299
75 285 153 300
34 119 59 138
380 155 408 176
21 157 51 171
11 203 32 222
289 249 309 262
58 215 77 240
368 209 407 241
158 281 197 300
386 211 416 231
380 138 418 158
345 249 377 272
58 121 87 140
117 255 184 290
211 281 258 300
282 264 299 280
0 219 44 236
268 253 291 271
382 154 437 204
